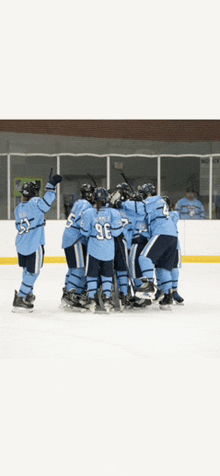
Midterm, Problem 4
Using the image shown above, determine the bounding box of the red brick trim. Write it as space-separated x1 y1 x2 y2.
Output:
0 120 220 142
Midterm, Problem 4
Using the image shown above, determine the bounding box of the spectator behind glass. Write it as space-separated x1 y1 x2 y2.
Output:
175 187 206 219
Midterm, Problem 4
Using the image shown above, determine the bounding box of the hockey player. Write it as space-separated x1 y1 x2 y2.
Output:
162 196 184 304
111 188 151 307
61 183 94 309
109 183 134 309
137 184 178 310
80 187 123 313
13 171 62 311
175 188 205 219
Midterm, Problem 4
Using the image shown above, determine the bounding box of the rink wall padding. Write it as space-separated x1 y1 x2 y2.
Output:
0 220 220 264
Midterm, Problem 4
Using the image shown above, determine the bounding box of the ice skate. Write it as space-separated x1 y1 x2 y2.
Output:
159 290 173 310
153 289 163 303
62 289 79 306
135 278 155 298
80 291 93 306
12 290 34 312
102 295 115 313
173 289 184 305
84 298 97 313
130 296 152 308
60 288 86 312
61 286 68 305
118 293 131 311
26 293 36 304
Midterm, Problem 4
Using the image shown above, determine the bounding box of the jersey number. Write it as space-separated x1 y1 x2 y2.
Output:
95 223 112 240
65 213 75 228
121 217 129 228
163 204 170 218
19 218 30 234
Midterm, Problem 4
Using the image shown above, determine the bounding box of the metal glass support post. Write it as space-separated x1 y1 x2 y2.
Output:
157 156 161 196
107 156 110 190
57 155 60 219
209 156 213 219
7 154 11 219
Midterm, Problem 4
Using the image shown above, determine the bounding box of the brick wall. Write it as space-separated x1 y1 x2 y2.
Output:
0 120 220 142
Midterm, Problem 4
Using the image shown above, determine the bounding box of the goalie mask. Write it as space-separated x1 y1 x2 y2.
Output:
80 183 94 202
137 183 156 199
20 181 41 199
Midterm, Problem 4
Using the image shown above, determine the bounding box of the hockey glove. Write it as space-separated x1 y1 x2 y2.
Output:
108 189 122 207
130 192 142 201
48 169 63 186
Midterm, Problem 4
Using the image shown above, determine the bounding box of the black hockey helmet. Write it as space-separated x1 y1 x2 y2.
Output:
20 181 41 199
94 187 108 205
80 183 95 202
137 183 156 199
116 182 132 200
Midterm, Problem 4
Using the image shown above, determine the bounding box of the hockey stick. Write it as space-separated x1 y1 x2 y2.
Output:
49 167 53 180
120 172 134 193
116 236 135 298
87 173 98 187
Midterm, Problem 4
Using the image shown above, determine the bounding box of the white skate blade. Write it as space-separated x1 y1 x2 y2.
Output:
159 304 173 311
103 305 115 313
12 307 34 313
88 307 96 313
135 291 154 300
59 303 88 313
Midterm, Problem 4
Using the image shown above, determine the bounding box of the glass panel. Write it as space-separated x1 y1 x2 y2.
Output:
161 156 208 219
212 155 220 219
11 155 57 219
0 155 7 219
60 155 107 219
110 156 157 192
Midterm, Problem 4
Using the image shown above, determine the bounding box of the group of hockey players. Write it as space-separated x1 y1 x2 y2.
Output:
13 168 184 313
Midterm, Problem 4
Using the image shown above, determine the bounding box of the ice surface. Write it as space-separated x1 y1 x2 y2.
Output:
0 263 220 476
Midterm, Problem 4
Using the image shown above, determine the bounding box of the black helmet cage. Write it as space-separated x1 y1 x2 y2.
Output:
116 182 132 200
80 183 95 201
20 181 41 199
137 183 156 199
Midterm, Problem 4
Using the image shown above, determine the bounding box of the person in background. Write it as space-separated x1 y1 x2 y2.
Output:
13 171 62 311
175 188 205 219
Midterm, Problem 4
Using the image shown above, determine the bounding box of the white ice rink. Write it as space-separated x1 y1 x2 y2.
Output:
1 263 220 476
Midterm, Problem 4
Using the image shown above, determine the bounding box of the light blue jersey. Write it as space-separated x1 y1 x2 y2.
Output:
117 204 135 249
144 195 178 238
170 210 181 252
15 183 56 256
121 200 150 244
175 197 205 219
80 206 123 260
62 199 92 249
